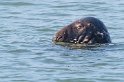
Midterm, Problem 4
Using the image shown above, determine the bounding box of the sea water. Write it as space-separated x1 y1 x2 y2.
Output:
0 0 124 82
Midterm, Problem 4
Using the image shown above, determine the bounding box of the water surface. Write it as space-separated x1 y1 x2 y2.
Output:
0 0 124 82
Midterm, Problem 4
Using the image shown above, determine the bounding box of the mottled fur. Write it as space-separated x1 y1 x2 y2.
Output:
53 17 111 44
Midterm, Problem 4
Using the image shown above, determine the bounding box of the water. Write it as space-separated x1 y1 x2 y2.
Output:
0 0 124 82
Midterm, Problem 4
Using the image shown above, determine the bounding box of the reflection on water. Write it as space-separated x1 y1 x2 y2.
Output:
0 0 124 82
53 42 113 49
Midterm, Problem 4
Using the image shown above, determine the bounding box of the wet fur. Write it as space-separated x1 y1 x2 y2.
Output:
53 17 111 44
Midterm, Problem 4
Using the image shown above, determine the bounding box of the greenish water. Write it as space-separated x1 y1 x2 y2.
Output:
0 0 124 82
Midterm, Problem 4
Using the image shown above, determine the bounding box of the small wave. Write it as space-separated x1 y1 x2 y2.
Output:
54 42 109 49
7 49 31 54
53 42 124 52
0 2 36 6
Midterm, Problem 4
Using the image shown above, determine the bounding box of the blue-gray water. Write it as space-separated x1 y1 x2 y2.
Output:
0 0 124 82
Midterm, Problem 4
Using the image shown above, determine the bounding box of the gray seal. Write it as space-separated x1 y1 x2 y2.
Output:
53 17 111 44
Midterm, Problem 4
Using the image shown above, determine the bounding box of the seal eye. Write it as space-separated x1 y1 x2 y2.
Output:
75 23 82 29
77 25 82 29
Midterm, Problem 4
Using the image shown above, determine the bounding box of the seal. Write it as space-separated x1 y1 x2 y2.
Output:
53 17 111 44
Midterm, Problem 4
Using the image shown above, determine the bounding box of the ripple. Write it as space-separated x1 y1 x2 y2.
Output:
7 49 31 54
0 0 124 82
0 2 36 6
